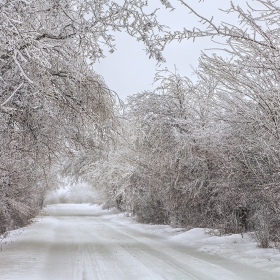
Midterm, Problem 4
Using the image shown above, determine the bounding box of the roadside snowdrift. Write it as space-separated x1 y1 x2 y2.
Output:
108 208 280 275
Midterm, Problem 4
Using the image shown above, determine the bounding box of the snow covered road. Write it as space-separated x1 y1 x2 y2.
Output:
0 204 278 280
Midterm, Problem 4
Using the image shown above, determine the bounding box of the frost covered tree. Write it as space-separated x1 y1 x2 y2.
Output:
161 0 280 244
3 0 280 248
192 0 280 245
69 0 280 247
0 0 175 233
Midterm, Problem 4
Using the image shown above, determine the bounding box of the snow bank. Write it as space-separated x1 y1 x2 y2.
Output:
105 209 280 275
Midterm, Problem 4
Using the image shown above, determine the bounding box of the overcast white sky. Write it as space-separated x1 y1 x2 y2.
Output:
93 0 260 101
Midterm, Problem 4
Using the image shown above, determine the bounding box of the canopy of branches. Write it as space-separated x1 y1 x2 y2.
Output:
1 0 280 249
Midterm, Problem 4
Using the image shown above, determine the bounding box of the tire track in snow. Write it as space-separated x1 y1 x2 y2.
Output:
1 204 279 280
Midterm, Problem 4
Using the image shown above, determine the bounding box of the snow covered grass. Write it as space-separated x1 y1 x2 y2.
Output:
103 207 280 275
171 229 280 274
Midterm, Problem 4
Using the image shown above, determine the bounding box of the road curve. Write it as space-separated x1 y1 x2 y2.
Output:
0 204 278 280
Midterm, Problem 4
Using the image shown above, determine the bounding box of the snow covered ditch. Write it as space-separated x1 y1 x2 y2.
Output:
103 207 280 275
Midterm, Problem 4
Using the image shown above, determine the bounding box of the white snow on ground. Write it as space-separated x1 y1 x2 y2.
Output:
0 204 279 280
109 212 280 275
171 228 280 274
